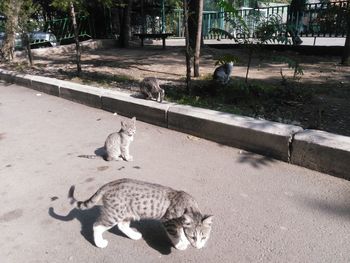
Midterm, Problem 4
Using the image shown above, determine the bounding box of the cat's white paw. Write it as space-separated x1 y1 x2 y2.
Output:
129 231 142 240
95 239 108 248
174 241 189 250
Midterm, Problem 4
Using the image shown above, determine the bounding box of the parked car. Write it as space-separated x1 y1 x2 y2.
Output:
30 31 59 48
0 31 58 49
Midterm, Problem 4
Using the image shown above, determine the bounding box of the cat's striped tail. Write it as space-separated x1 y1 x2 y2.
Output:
68 185 104 210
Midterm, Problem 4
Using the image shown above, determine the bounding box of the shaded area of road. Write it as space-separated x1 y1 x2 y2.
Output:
0 81 349 263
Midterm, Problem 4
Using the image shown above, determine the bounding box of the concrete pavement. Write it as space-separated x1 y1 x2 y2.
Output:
1 82 350 263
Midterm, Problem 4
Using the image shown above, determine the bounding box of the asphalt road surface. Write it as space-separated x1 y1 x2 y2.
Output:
1 81 349 263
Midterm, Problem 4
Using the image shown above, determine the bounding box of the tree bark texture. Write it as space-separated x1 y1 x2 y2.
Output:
193 0 203 77
70 1 82 75
188 0 196 49
1 0 22 61
184 0 192 93
22 33 33 66
341 3 350 65
245 46 253 83
120 0 132 48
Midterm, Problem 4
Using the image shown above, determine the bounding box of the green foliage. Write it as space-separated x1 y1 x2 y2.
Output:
18 0 40 33
273 55 304 79
255 14 290 44
51 0 112 13
214 53 239 66
212 3 289 45
165 77 312 118
216 0 249 37
51 0 80 12
211 0 292 83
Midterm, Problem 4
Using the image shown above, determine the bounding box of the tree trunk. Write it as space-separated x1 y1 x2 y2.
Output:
193 0 203 77
22 33 33 66
343 34 350 65
184 0 191 93
69 1 82 75
188 0 196 49
1 0 22 62
341 4 350 65
245 46 253 83
120 0 132 48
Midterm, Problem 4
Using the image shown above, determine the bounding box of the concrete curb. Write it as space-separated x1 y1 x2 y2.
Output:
59 81 105 109
31 76 60 96
0 68 349 180
168 104 303 162
291 130 350 180
101 91 171 127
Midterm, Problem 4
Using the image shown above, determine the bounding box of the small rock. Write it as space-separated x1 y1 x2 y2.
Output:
50 196 59 201
187 135 200 141
97 166 109 171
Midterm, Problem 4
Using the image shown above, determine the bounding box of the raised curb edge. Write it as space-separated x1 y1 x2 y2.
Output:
1 69 349 180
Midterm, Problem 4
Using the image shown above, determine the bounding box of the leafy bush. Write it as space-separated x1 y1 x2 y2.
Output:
210 0 292 83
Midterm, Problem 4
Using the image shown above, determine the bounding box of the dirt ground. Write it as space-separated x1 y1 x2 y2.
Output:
2 41 350 136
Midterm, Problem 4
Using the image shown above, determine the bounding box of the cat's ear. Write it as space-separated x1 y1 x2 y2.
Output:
131 117 136 122
202 215 213 227
181 213 193 228
121 121 127 128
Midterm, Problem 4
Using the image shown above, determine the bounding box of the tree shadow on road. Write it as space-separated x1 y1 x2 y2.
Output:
294 195 350 220
236 151 277 168
48 207 172 254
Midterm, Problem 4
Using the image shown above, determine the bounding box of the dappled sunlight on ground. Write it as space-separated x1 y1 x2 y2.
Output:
1 42 349 136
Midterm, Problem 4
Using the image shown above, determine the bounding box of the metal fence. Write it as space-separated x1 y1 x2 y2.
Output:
43 16 92 44
167 1 349 39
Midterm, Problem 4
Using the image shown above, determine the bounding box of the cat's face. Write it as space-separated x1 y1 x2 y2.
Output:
181 213 213 249
121 117 136 136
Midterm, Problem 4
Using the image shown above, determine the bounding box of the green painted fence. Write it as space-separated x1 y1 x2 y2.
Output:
43 16 92 44
167 1 349 39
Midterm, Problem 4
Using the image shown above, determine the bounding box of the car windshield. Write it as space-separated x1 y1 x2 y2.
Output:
32 33 48 40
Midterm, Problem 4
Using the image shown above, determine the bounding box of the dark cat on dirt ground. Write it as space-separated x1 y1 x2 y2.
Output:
140 77 165 102
213 62 233 85
68 178 213 250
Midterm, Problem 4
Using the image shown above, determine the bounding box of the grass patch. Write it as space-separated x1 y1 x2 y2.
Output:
67 71 138 88
165 78 313 120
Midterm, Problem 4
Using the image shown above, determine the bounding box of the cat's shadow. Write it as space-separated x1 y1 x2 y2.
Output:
130 93 145 99
130 219 173 254
48 206 172 255
94 147 106 158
